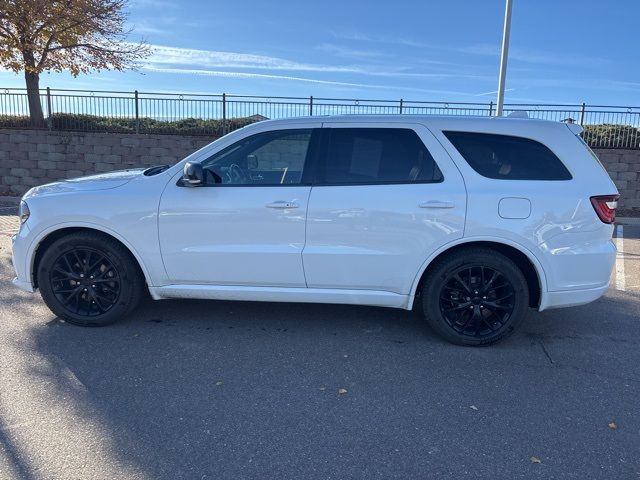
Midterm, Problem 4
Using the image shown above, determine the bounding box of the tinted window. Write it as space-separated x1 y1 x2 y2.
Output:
201 129 312 185
319 128 443 184
444 131 572 180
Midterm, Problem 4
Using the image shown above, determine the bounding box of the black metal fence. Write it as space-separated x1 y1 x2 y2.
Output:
1 87 639 149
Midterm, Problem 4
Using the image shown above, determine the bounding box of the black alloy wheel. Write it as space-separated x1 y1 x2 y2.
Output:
439 265 515 339
49 247 121 317
421 248 529 346
38 231 144 326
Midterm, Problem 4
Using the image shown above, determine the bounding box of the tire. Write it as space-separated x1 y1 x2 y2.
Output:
37 231 145 326
421 248 529 346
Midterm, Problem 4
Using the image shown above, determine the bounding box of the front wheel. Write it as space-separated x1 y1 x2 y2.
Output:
38 231 145 326
421 248 529 346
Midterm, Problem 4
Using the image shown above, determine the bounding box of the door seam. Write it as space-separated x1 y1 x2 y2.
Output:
300 186 313 287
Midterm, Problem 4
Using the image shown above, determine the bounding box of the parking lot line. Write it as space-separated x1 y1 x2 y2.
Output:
615 225 625 291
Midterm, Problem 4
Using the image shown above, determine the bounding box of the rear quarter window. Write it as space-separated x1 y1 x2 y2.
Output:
443 131 572 180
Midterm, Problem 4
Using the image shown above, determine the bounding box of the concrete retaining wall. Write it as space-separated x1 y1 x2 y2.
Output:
594 149 640 211
0 129 639 212
0 129 212 196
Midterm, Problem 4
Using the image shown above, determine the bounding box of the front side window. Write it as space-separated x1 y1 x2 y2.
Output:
443 131 572 180
200 129 312 185
318 128 443 185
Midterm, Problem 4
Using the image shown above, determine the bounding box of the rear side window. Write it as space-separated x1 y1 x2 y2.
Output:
444 131 572 180
318 128 443 185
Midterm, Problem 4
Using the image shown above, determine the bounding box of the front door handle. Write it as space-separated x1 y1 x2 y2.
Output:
419 201 455 209
266 201 299 209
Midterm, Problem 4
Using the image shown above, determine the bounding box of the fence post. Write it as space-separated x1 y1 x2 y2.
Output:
134 90 139 134
309 96 313 116
45 87 52 130
579 102 586 126
488 101 494 117
222 93 227 134
399 98 403 114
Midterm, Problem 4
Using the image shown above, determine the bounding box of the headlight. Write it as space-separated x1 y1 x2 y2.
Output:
19 200 30 224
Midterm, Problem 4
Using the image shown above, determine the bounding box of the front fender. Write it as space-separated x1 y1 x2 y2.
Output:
21 220 162 292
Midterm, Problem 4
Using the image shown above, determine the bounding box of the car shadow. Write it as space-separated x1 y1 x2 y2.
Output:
3 247 640 478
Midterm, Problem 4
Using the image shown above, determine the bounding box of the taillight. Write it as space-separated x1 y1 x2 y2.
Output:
590 195 619 224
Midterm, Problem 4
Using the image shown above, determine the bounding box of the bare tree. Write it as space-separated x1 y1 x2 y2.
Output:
0 0 149 126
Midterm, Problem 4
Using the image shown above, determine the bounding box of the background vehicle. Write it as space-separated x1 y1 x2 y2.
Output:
11 115 618 345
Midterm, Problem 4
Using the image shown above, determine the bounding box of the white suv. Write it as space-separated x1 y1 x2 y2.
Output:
11 115 618 345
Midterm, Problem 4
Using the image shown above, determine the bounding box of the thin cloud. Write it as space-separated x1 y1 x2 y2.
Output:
141 66 483 98
142 66 379 87
131 22 167 35
147 44 369 74
331 31 608 67
145 44 489 81
330 31 437 49
458 43 607 67
474 88 516 96
315 43 387 58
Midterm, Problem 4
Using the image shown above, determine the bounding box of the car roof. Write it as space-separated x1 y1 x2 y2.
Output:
257 114 552 125
251 114 567 133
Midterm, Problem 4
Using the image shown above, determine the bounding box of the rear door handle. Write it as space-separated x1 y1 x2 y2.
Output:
266 201 299 209
419 201 455 209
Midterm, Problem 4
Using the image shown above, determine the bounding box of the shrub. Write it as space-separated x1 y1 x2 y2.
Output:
583 124 640 149
0 113 261 136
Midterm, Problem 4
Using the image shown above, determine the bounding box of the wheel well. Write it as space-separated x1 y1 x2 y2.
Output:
413 241 542 309
31 227 146 288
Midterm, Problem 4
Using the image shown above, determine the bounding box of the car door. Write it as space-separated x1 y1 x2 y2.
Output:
158 125 320 287
303 122 466 295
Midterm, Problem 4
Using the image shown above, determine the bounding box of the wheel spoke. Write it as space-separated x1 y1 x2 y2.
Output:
53 287 78 294
483 271 499 291
62 287 81 305
482 301 512 311
50 246 121 318
90 291 108 313
72 251 84 273
493 292 514 302
93 275 119 284
52 266 78 279
439 264 516 339
87 255 107 275
443 302 472 313
62 254 76 273
479 314 497 331
459 311 475 331
452 273 472 295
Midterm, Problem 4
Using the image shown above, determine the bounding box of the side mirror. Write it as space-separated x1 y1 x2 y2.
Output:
182 161 204 186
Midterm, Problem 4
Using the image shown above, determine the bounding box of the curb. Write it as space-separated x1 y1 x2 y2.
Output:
0 196 20 206
617 217 640 226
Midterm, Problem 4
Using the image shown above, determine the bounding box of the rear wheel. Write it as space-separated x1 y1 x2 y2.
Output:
38 231 144 326
421 248 529 346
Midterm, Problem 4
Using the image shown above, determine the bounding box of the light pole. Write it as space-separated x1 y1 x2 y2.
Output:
495 0 513 116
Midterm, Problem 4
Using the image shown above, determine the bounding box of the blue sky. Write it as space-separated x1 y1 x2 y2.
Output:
1 0 638 105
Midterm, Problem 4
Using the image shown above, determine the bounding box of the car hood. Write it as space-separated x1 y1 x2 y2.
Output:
24 169 145 198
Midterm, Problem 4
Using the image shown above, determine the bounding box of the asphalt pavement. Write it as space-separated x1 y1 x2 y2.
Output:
0 210 639 480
